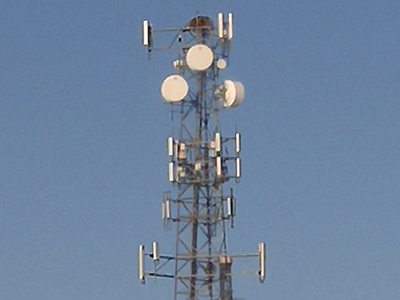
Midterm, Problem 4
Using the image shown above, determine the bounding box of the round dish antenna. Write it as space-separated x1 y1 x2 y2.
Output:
186 44 213 71
160 75 188 102
217 58 226 70
223 80 244 108
217 59 227 70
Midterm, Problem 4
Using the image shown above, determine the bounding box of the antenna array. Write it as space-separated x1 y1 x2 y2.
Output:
138 14 266 300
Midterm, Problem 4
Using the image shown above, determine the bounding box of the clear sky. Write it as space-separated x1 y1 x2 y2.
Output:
1 1 399 299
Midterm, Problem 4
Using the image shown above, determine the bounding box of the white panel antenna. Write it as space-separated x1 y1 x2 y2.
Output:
215 132 221 152
227 13 233 40
258 242 266 283
167 137 174 156
165 198 171 219
138 245 145 284
235 158 241 178
218 13 224 38
216 156 222 176
168 162 175 182
161 201 165 219
142 20 149 46
142 20 152 56
235 133 241 153
162 191 171 230
227 188 236 228
152 242 159 262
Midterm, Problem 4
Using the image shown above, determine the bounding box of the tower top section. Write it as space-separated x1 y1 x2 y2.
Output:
188 15 213 31
141 13 233 57
141 13 243 109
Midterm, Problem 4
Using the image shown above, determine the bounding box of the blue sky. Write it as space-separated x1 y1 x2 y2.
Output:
1 1 399 299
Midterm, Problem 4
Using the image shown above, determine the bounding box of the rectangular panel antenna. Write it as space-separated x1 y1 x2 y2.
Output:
215 132 221 152
165 198 171 219
138 245 145 284
161 201 165 220
168 162 175 182
216 156 222 176
258 242 266 283
235 133 241 153
152 242 159 262
227 196 232 217
227 13 233 40
228 188 235 228
162 192 171 230
218 13 224 38
142 21 149 46
235 158 241 178
167 137 174 156
174 143 178 160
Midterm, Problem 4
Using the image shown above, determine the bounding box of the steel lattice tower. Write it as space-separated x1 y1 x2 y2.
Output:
138 14 265 300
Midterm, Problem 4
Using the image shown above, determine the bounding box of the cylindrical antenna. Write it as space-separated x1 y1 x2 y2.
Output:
227 13 233 40
235 133 241 153
235 158 241 178
216 156 222 176
168 162 175 182
258 242 266 283
218 13 224 38
162 192 172 230
215 132 221 153
142 21 149 46
228 188 235 228
227 196 232 217
167 137 174 157
152 242 159 262
165 198 171 219
138 245 145 284
174 142 178 160
161 201 165 220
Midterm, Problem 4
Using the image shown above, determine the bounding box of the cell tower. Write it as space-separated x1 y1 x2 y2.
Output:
138 14 266 300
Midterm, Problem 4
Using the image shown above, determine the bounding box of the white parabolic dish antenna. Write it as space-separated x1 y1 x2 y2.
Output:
161 75 188 102
217 59 227 70
186 44 214 71
223 80 244 108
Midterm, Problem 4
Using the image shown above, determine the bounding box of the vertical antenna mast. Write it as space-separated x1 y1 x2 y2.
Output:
138 14 266 300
